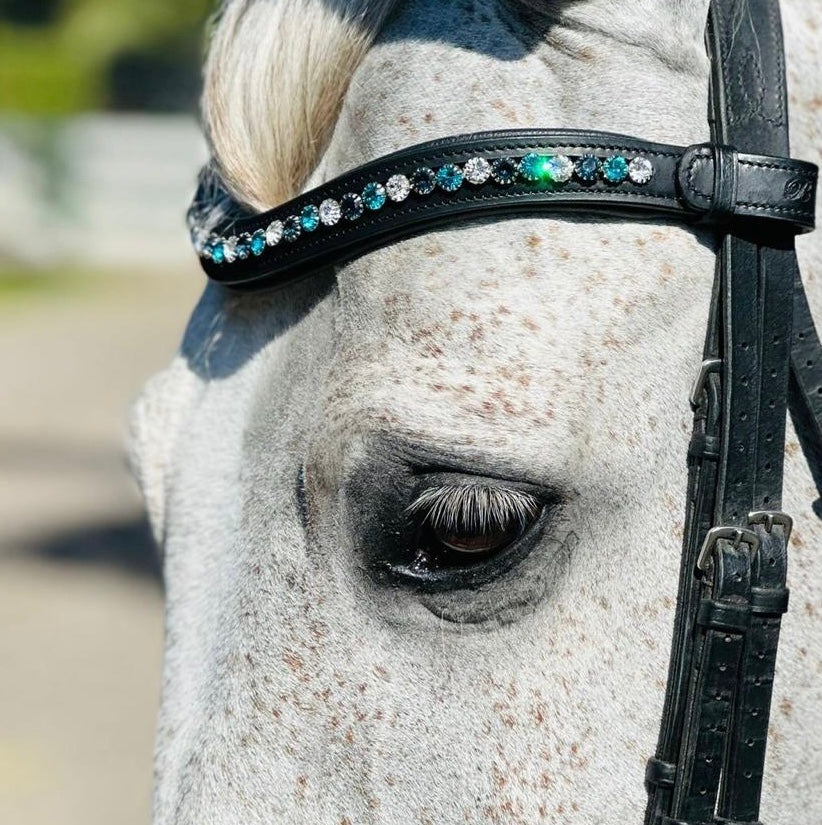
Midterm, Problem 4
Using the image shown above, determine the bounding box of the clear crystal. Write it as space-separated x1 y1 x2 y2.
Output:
223 236 238 263
319 198 342 226
464 157 492 185
265 220 283 246
547 155 574 182
386 174 411 202
628 156 654 185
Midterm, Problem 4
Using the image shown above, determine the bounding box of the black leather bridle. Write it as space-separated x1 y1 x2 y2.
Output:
188 1 820 822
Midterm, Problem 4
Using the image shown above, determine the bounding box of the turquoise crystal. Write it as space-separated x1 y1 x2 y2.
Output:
300 204 320 231
362 182 387 210
436 164 464 192
283 216 302 242
250 230 266 256
519 153 551 182
210 241 225 264
602 155 629 183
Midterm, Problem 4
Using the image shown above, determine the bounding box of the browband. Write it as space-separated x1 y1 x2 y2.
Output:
190 129 817 292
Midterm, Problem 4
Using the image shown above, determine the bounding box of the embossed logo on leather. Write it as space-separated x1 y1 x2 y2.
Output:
783 177 814 203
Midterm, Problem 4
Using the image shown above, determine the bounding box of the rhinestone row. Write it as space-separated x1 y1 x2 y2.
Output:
198 152 654 264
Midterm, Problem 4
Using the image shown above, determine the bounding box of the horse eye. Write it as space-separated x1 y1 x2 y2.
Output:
407 483 541 573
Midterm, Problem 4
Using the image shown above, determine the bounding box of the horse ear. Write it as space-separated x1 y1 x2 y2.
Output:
128 356 201 551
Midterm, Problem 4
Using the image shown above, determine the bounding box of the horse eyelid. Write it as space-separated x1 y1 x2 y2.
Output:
406 484 541 533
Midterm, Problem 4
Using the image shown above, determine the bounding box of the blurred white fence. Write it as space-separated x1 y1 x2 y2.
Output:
0 114 208 269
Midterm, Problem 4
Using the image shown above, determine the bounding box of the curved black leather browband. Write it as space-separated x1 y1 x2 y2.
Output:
190 128 817 292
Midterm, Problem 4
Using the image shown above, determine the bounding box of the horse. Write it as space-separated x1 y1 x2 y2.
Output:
129 0 822 822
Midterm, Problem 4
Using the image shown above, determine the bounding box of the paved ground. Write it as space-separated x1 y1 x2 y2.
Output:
0 268 202 825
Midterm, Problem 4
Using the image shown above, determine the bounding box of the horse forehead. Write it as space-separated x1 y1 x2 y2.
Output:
333 218 707 357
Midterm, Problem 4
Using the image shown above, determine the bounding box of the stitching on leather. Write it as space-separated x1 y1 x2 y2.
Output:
738 159 815 177
735 201 812 218
685 151 714 204
237 187 682 267
682 149 815 216
226 142 682 236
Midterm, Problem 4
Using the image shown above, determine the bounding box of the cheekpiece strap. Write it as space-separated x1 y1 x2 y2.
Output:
190 131 816 292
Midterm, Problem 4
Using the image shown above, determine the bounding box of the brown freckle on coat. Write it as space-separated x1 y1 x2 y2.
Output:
491 98 519 122
784 441 799 456
470 325 485 342
283 650 304 672
636 237 647 248
558 248 571 260
779 697 793 718
355 710 366 722
790 530 805 548
344 728 355 744
522 317 539 331
450 309 464 322
423 112 434 123
805 602 818 618
527 234 542 248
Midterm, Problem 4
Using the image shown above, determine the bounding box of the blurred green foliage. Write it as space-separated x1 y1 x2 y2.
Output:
0 0 214 113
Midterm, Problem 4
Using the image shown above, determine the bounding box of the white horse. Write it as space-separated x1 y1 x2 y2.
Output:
130 1 822 822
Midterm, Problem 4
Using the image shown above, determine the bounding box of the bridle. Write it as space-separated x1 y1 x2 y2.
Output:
187 0 820 822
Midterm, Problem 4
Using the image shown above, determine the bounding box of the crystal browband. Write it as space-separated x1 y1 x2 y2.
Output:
189 129 817 292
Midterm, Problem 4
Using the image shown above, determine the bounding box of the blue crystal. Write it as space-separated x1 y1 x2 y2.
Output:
410 167 436 195
575 155 602 182
210 241 225 264
283 216 302 242
236 234 251 259
250 229 266 256
602 155 629 183
300 204 320 231
491 157 519 185
340 193 364 220
436 164 464 192
519 153 550 182
362 182 387 210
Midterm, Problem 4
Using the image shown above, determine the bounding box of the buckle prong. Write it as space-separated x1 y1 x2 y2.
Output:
748 510 793 543
697 525 760 573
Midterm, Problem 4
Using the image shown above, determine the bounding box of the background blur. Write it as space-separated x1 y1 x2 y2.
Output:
0 2 211 822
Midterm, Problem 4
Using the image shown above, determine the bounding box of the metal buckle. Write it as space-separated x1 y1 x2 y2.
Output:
748 510 793 544
689 358 722 408
696 525 760 573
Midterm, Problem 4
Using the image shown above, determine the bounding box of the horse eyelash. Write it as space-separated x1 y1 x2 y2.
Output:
407 484 541 534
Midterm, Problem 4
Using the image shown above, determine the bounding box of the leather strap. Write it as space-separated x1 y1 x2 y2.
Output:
646 2 801 823
192 131 816 291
